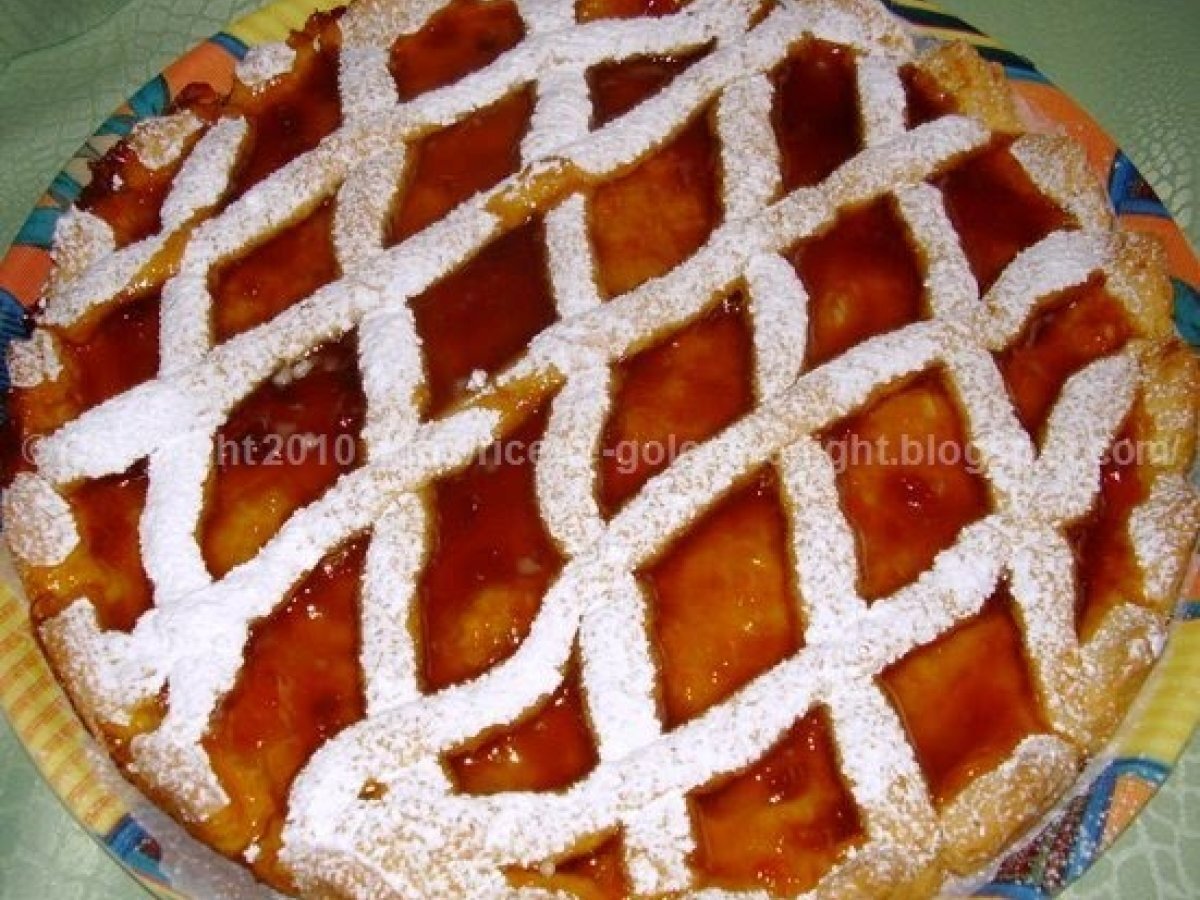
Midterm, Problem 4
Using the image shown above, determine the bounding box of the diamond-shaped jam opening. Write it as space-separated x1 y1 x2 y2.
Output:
820 372 991 602
78 143 188 249
789 198 926 371
589 108 720 298
210 199 339 342
508 832 630 898
26 462 152 633
772 39 862 192
388 88 534 245
640 467 802 728
389 0 525 101
899 63 957 129
225 14 343 201
445 657 598 794
411 219 557 418
577 0 685 22
879 585 1047 807
934 140 1072 294
418 402 564 691
588 47 710 128
996 274 1134 440
598 293 754 516
1068 412 1148 640
203 538 366 890
53 291 160 418
690 708 864 895
201 335 366 579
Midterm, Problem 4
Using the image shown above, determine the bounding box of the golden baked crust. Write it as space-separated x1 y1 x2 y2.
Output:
2 0 1197 897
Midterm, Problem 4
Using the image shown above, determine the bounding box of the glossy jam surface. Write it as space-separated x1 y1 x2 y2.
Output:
211 199 338 341
1069 416 1148 639
599 294 754 514
78 146 179 249
589 109 719 297
419 404 564 690
640 469 802 726
773 40 862 191
936 141 1071 293
880 587 1046 805
790 199 925 370
822 374 991 600
56 291 161 413
587 47 719 297
203 540 366 889
27 465 151 632
588 50 704 127
411 220 557 417
224 15 343 200
388 88 533 244
509 835 631 899
691 709 863 894
997 275 1133 438
900 63 956 128
577 0 683 21
201 337 365 578
446 660 598 793
389 0 524 100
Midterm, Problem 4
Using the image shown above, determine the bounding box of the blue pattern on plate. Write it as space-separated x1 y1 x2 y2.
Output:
210 31 250 60
1108 151 1170 219
1172 278 1200 348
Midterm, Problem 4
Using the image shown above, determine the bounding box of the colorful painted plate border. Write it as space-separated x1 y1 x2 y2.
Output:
0 1 1197 897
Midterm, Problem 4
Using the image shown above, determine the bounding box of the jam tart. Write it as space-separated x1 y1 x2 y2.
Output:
3 0 1198 897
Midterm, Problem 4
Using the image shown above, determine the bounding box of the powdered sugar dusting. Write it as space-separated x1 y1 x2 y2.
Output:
235 42 297 92
128 111 204 170
7 328 61 388
4 0 1195 896
3 473 78 566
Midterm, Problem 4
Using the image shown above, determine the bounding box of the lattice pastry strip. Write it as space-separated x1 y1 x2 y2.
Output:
3 0 1197 897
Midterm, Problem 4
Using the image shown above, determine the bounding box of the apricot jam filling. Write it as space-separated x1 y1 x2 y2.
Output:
201 336 365 578
996 274 1133 439
204 539 366 890
589 109 720 298
599 294 755 515
880 586 1046 806
2 288 160 485
900 63 957 129
789 198 926 370
935 140 1071 293
821 373 991 601
446 657 598 794
690 708 863 895
56 290 161 414
588 49 708 128
210 199 338 341
224 14 343 201
1069 414 1148 640
508 833 631 899
389 0 525 101
773 39 862 192
411 219 557 417
27 464 151 632
418 402 564 691
577 0 685 23
78 144 184 250
640 468 802 727
387 88 534 244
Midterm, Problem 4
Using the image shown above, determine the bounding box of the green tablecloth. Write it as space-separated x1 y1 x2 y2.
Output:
0 0 1196 897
